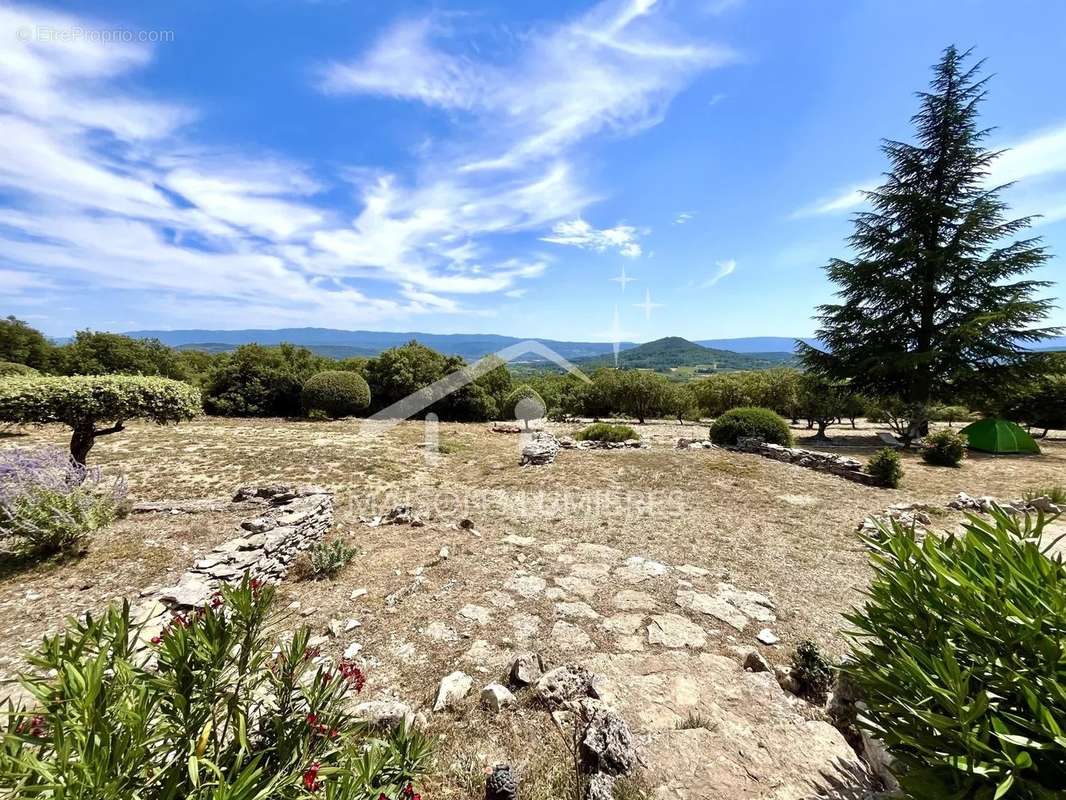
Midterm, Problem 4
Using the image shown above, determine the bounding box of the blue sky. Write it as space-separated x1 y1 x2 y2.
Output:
2 0 1064 342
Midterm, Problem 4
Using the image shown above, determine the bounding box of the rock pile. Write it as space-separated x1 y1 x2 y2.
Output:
360 505 425 527
147 485 334 610
949 491 1062 516
732 437 881 485
559 438 643 450
675 437 717 450
520 431 560 466
857 502 935 537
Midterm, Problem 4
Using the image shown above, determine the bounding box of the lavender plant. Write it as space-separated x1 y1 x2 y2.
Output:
0 446 127 558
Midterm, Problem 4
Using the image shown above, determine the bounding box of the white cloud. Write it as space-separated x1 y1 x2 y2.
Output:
540 218 643 257
673 211 694 224
794 121 1066 219
0 0 731 328
700 258 735 287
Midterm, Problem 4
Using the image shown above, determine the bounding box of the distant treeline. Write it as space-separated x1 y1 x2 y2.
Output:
2 316 1063 433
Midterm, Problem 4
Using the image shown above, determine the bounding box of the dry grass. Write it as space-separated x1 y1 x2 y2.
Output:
1 416 1063 792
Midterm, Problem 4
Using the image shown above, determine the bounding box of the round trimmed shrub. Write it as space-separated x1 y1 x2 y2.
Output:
866 447 903 488
301 370 371 419
0 361 39 377
922 429 967 467
709 407 792 447
503 385 545 423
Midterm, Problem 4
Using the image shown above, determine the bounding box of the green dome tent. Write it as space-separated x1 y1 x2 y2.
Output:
958 418 1041 455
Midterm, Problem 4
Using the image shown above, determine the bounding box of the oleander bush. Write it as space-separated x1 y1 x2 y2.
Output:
921 428 967 467
573 422 638 442
709 407 792 447
844 509 1066 799
0 577 433 799
0 446 126 559
866 447 903 488
302 370 372 419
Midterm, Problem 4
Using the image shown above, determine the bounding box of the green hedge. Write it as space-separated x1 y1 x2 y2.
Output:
574 422 638 442
709 407 793 446
0 361 39 377
866 447 903 488
301 370 371 418
921 429 967 467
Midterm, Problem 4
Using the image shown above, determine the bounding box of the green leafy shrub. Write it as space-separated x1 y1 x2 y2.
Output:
292 539 358 580
204 343 330 418
789 640 833 704
0 375 201 464
0 361 38 377
921 428 967 467
574 422 638 442
866 447 903 488
504 385 545 425
709 407 793 446
930 404 975 427
845 509 1066 799
0 577 433 798
301 370 371 419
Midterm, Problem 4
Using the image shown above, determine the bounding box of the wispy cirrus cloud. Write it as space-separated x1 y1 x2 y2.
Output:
0 0 733 330
540 219 643 257
700 258 736 287
793 122 1066 222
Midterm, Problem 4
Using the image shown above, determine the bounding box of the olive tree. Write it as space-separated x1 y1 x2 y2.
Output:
0 375 202 464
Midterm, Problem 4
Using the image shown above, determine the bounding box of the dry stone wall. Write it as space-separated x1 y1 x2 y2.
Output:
731 437 881 486
143 485 333 610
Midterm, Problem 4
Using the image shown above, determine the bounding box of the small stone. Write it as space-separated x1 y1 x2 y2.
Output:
756 628 780 646
343 642 363 659
743 650 772 673
481 682 516 712
509 652 544 686
352 699 414 728
438 546 450 560
350 588 369 601
502 534 536 547
676 564 711 578
433 670 473 711
344 618 361 632
459 518 475 530
483 590 516 609
326 618 344 637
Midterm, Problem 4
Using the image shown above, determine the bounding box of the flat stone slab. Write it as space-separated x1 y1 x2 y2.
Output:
583 651 871 799
504 573 547 599
612 589 658 611
554 575 598 600
647 613 708 649
550 620 596 651
600 613 645 635
613 555 670 584
555 601 601 620
457 604 492 625
508 611 542 642
676 589 748 631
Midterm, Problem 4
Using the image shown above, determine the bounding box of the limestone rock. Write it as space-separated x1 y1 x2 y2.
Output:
481 682 517 712
351 699 415 729
675 589 747 631
433 671 473 712
521 432 560 466
536 664 599 708
504 573 547 599
583 651 871 799
457 604 492 625
612 589 657 611
551 620 596 651
647 614 707 649
756 628 780 646
742 650 772 673
509 652 545 686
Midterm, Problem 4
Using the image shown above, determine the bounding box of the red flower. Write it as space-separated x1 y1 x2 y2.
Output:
302 762 322 792
150 635 162 645
338 659 366 692
210 592 224 608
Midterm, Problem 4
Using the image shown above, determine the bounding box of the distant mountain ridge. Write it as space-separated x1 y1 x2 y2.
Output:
576 336 796 371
